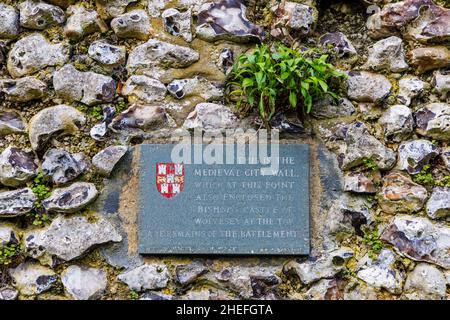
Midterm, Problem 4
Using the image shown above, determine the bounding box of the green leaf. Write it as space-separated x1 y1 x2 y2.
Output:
289 91 297 108
242 78 254 89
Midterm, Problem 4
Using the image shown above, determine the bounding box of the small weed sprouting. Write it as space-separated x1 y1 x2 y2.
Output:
28 172 52 226
363 228 384 260
129 290 139 300
226 43 346 127
362 158 379 172
0 243 21 265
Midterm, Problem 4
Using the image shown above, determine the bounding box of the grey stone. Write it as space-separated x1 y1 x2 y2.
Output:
127 39 199 78
9 262 57 296
147 0 167 17
19 0 66 30
346 71 392 104
378 171 428 214
403 263 446 300
28 105 86 151
62 265 107 300
0 188 36 218
381 215 450 269
90 105 116 141
42 149 90 185
42 182 99 213
304 278 342 300
122 76 166 104
363 36 408 72
397 139 439 174
217 48 234 74
0 287 18 300
0 110 26 135
0 225 17 247
343 279 378 300
0 147 38 187
183 103 238 130
312 95 355 119
270 1 317 39
441 147 450 170
162 8 192 42
53 64 116 106
47 0 76 8
319 32 357 58
415 103 450 140
64 5 108 40
343 172 376 194
118 264 170 291
0 76 47 102
176 261 208 286
196 0 264 42
339 122 396 171
357 249 404 294
433 71 450 100
96 0 138 19
397 76 427 106
109 104 170 136
7 33 69 78
92 145 128 176
426 187 450 220
378 105 414 143
0 4 19 39
111 10 152 40
408 46 450 74
140 291 173 300
25 215 122 262
167 77 223 101
88 41 126 66
284 248 354 284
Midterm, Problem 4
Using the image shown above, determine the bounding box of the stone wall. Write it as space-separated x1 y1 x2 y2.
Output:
0 0 449 300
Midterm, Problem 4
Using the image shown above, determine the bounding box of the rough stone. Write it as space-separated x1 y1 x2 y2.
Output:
381 215 450 269
378 105 414 143
7 34 69 78
167 77 223 101
0 76 47 102
378 171 428 214
343 172 377 194
363 36 408 72
408 46 450 74
176 261 208 286
162 8 192 42
343 280 378 300
62 265 107 300
122 76 166 104
304 278 343 300
433 71 450 100
47 0 76 8
109 104 170 136
25 215 122 262
283 248 354 284
90 105 116 141
196 0 264 42
0 287 18 300
311 95 355 119
367 0 450 43
64 5 108 40
42 182 99 213
397 76 428 106
415 103 450 140
183 103 238 130
147 0 167 17
53 64 116 106
441 147 450 170
111 10 152 40
96 0 137 19
217 48 234 74
0 225 17 247
92 145 128 177
0 4 19 39
127 39 199 79
118 264 170 291
0 188 36 218
426 187 450 220
270 1 318 39
42 149 90 185
319 32 357 58
339 122 396 171
403 263 446 300
357 249 404 294
0 110 26 135
397 139 439 174
9 262 57 296
0 147 38 187
28 105 86 151
19 0 66 30
88 41 126 66
346 71 392 104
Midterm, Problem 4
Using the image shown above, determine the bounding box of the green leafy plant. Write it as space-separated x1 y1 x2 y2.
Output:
363 228 383 260
412 164 435 186
227 43 346 126
0 243 21 265
28 172 51 225
362 158 379 172
129 290 139 300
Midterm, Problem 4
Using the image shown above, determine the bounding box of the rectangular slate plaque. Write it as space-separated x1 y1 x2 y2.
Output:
138 144 310 255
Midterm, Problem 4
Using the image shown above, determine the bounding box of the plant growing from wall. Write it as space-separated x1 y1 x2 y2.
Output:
226 43 346 127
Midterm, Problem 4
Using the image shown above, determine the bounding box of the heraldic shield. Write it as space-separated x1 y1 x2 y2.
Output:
156 163 185 199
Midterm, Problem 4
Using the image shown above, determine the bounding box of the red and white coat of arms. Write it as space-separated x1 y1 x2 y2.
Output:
156 163 185 199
